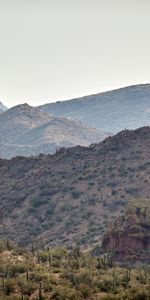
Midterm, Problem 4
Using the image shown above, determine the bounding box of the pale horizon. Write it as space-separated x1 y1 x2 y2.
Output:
0 0 150 108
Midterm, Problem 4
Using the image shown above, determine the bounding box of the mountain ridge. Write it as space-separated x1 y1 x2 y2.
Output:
38 84 150 133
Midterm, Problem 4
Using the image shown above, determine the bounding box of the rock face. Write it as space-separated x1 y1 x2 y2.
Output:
102 200 150 263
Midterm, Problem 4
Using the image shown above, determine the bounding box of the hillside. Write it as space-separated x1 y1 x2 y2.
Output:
0 104 108 158
38 84 150 133
0 126 150 249
0 101 7 113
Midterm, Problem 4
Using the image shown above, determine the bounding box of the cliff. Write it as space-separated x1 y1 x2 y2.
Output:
102 200 150 263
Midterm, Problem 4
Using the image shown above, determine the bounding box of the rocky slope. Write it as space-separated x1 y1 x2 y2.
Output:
0 103 109 158
38 84 150 133
0 126 150 248
102 200 150 263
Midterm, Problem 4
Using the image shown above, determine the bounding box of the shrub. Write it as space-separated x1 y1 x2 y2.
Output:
71 191 82 199
4 279 16 295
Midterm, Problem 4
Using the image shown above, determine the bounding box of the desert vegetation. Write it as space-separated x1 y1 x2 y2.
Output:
0 239 150 300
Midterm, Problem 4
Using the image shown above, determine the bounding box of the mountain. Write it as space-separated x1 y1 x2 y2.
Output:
0 103 109 158
38 84 150 133
0 126 150 249
0 101 7 113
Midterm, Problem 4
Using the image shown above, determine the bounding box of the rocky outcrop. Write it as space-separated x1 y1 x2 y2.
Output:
102 200 150 263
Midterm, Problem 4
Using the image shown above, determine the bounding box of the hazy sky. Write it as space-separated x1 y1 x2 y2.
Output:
0 0 150 107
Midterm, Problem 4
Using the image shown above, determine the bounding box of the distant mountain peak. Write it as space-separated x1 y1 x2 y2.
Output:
0 101 109 158
9 103 34 111
4 103 48 118
16 102 31 108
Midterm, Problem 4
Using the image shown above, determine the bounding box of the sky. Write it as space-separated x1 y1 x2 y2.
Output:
0 0 150 108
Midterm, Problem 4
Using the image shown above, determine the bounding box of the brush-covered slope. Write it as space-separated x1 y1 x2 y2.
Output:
0 101 7 113
0 103 108 158
0 126 150 248
38 84 150 133
0 240 150 299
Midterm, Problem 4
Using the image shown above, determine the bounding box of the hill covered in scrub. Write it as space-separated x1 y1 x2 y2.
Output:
0 126 150 249
38 84 150 133
0 103 108 158
102 200 150 263
0 239 150 300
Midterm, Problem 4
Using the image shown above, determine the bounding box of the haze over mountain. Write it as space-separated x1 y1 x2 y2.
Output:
0 101 7 113
38 84 150 133
0 103 108 159
0 126 150 248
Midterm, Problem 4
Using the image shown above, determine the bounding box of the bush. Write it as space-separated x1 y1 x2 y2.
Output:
4 279 16 295
71 191 82 199
18 280 38 296
50 285 82 300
